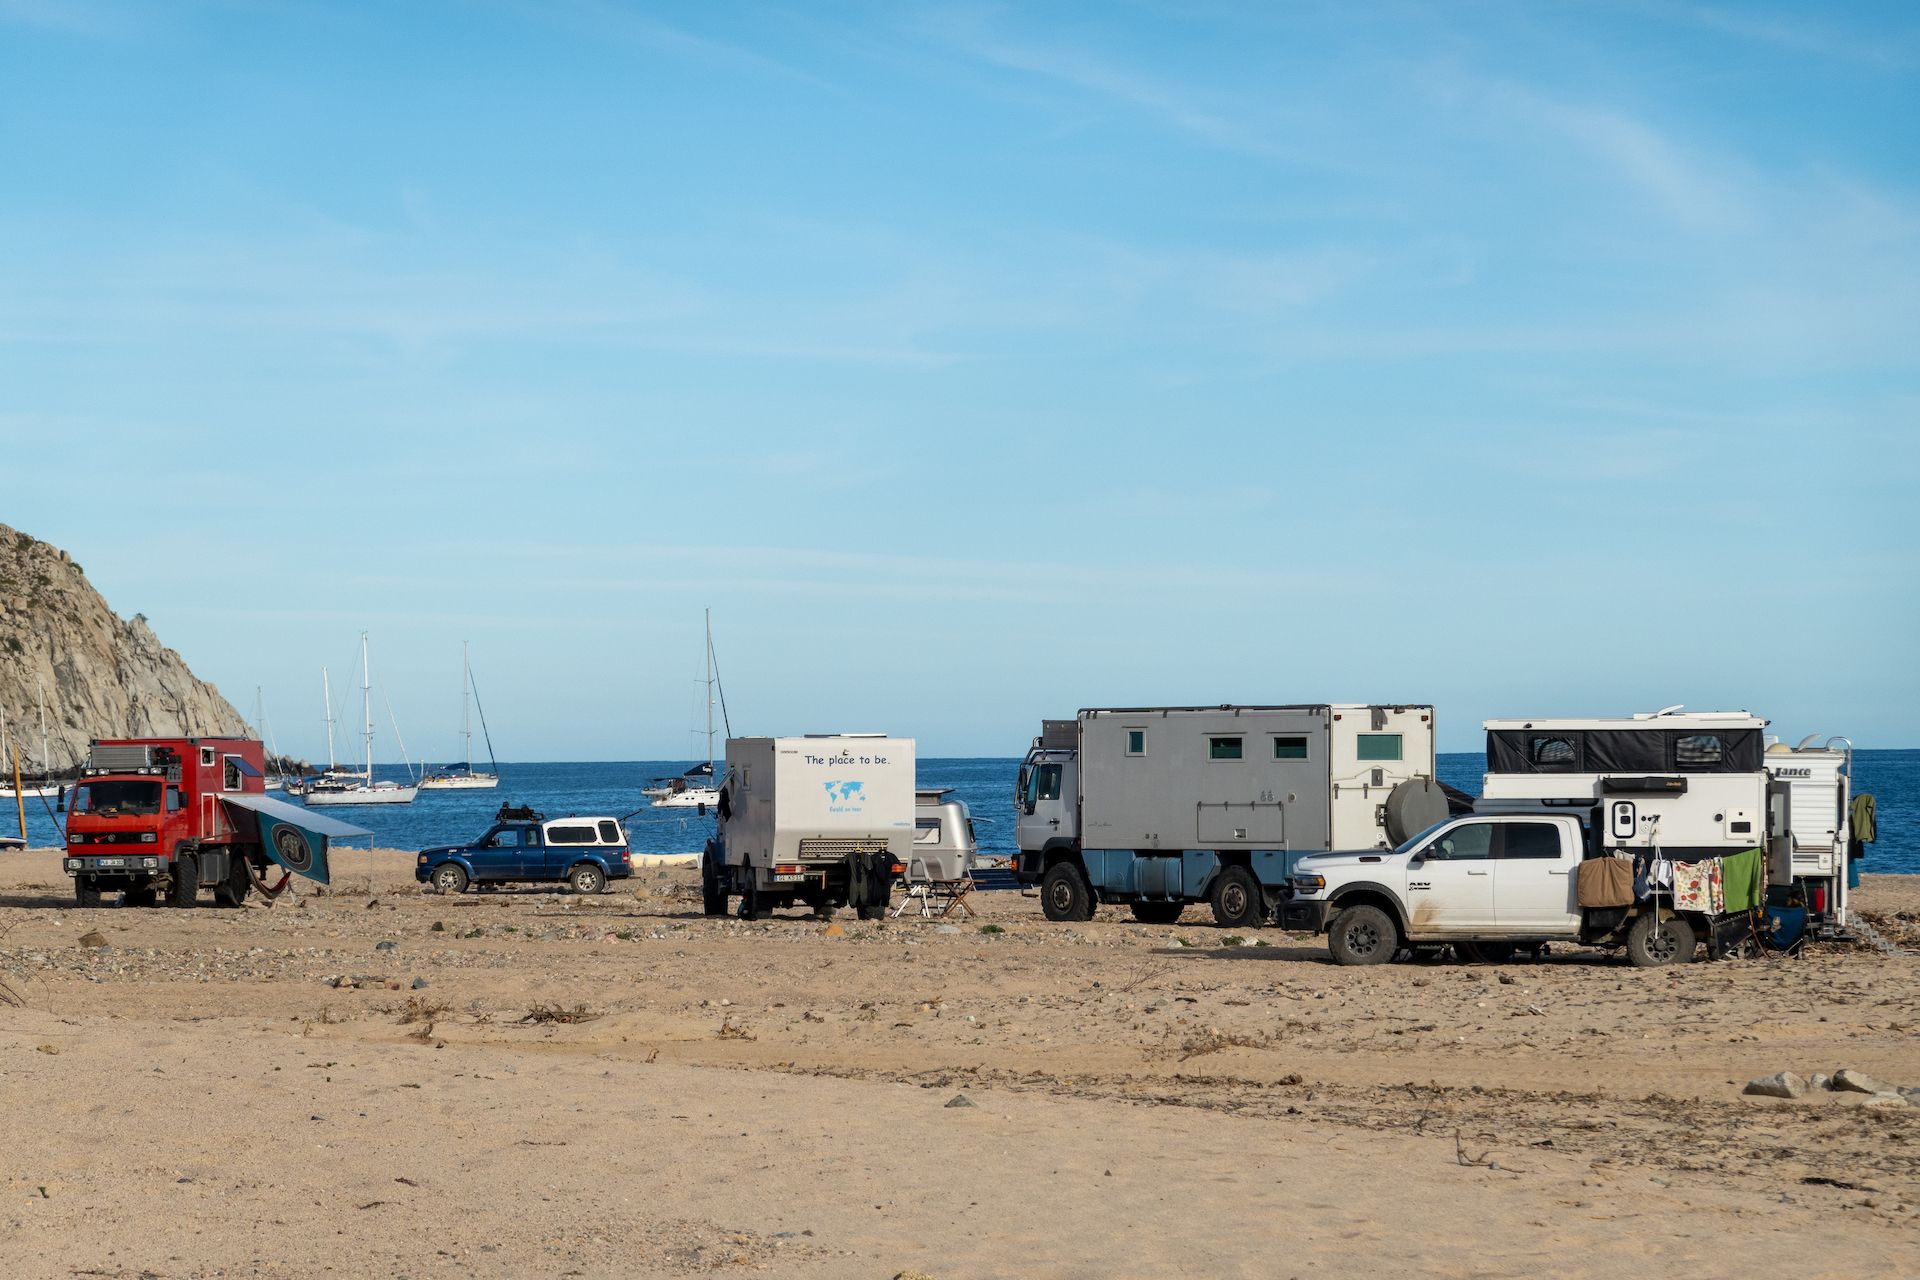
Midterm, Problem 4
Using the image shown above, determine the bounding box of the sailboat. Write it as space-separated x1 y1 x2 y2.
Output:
303 634 418 807
0 682 62 801
649 611 726 809
419 642 500 790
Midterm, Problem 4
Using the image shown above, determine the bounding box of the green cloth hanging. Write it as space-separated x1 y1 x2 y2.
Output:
1850 793 1876 845
1720 847 1764 913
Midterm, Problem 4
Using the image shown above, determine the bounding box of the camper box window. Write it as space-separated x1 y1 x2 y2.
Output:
1675 734 1724 768
1530 736 1579 769
1272 736 1308 760
1208 736 1244 761
1126 730 1145 756
1356 733 1402 762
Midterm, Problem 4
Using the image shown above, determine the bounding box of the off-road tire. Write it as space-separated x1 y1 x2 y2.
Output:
1328 904 1397 966
1129 901 1184 925
740 875 772 921
1209 866 1265 930
123 886 158 909
1627 912 1696 968
568 864 606 895
166 854 200 909
1040 862 1095 922
1457 940 1517 965
213 859 252 908
74 877 101 908
430 863 470 896
701 850 727 917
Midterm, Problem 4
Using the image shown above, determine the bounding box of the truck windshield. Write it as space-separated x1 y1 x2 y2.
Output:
72 780 162 816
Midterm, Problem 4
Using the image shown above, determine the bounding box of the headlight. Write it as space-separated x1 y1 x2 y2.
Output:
1292 874 1326 893
140 832 157 843
70 833 86 844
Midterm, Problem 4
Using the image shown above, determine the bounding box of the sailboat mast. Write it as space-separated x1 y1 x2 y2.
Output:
704 608 715 772
360 632 373 786
322 667 337 770
462 640 473 773
37 680 49 774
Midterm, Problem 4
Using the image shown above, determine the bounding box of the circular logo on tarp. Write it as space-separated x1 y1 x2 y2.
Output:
272 825 314 874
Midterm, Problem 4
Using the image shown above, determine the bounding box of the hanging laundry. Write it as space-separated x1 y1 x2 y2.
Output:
1720 847 1763 913
1672 860 1716 913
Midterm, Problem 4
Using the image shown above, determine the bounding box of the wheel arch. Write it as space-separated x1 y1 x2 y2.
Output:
1326 882 1410 934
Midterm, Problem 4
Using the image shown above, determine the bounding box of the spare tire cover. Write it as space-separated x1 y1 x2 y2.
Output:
1384 778 1449 846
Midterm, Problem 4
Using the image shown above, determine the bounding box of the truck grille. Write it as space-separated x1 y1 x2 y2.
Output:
797 838 889 860
88 744 154 771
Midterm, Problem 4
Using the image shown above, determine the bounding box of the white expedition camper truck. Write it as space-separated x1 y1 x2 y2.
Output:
1282 709 1864 966
1014 705 1450 928
703 735 915 920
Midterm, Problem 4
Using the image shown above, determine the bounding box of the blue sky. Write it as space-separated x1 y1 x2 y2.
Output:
2 1 1916 760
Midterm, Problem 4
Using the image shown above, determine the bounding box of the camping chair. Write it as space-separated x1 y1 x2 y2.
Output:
892 855 978 920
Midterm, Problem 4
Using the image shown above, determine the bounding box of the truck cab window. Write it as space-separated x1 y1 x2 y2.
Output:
1426 822 1494 860
1036 764 1063 802
167 788 185 813
1500 823 1562 859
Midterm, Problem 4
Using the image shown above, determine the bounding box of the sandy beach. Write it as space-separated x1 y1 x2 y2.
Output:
2 848 1916 1279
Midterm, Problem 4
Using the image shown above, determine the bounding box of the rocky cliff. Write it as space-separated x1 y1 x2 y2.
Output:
0 523 249 773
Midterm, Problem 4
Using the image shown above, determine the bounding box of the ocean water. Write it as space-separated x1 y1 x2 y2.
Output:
7 751 1915 874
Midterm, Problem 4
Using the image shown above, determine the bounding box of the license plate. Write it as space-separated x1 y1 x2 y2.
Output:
98 858 125 867
772 873 805 883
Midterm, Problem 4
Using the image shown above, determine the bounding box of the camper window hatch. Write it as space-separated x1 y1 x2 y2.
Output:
1356 733 1402 762
1126 730 1145 756
1208 736 1243 761
1272 736 1308 760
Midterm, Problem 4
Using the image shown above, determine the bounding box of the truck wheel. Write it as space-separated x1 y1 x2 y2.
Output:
740 876 772 921
1627 912 1696 968
1457 941 1516 965
701 850 727 917
123 887 158 909
166 855 200 909
431 863 470 895
1328 904 1397 966
1209 866 1265 930
213 860 253 908
1129 901 1184 925
1040 863 1094 922
568 864 606 895
74 876 101 908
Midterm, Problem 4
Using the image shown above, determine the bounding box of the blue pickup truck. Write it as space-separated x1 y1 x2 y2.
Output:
416 809 632 895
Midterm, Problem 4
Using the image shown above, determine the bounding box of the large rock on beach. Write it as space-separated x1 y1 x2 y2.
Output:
0 523 248 771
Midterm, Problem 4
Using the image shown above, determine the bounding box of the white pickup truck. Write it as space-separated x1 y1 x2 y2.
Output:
1279 813 1700 967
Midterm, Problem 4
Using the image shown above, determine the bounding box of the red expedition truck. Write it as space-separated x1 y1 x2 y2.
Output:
64 737 270 908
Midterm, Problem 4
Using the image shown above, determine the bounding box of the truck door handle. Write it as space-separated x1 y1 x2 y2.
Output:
1548 868 1571 875
1048 819 1059 827
1467 868 1489 875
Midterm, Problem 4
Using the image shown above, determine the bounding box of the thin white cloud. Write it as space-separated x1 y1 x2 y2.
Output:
1642 2 1917 69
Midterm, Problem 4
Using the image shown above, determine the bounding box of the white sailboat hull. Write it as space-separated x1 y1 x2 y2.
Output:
418 774 500 791
651 787 720 809
0 784 60 800
305 784 418 806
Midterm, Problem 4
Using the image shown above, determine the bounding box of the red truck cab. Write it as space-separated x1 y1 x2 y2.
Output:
65 737 267 908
